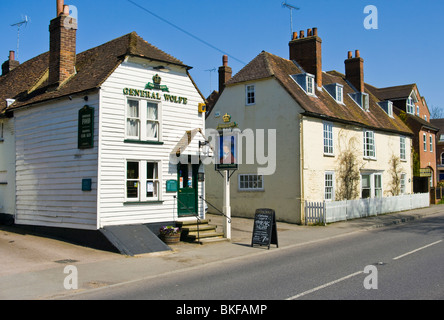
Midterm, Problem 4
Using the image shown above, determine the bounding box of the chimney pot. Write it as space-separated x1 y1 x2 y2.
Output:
355 50 360 58
57 0 64 16
9 51 15 61
292 32 298 40
348 51 353 59
307 29 312 36
300 30 304 38
222 55 228 67
63 4 70 16
312 28 318 36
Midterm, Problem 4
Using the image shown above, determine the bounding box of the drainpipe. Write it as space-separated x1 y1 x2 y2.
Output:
299 114 305 225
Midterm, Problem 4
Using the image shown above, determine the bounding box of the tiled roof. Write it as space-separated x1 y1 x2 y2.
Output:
366 83 415 101
0 32 189 114
225 51 412 135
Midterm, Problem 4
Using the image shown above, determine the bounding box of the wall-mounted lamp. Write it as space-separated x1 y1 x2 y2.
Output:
199 140 211 157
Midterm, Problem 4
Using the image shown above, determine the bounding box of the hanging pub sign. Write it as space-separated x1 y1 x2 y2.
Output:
78 105 94 149
216 113 239 171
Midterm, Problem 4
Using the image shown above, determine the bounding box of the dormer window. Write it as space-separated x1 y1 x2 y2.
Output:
324 83 344 103
292 73 316 96
378 100 393 117
406 97 415 114
349 92 369 111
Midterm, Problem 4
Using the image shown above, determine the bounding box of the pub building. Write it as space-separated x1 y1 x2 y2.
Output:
0 1 210 254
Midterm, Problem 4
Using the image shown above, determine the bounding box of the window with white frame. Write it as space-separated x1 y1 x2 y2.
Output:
146 102 159 140
441 153 444 165
245 85 255 105
126 160 161 201
423 133 427 152
430 135 433 153
374 174 382 198
407 97 415 114
292 73 316 96
126 100 140 139
363 130 375 158
323 122 334 155
126 99 161 142
416 106 420 116
400 136 406 161
400 173 406 194
239 174 264 191
361 172 382 198
336 85 343 103
361 174 371 198
324 172 334 201
306 75 315 95
324 83 343 103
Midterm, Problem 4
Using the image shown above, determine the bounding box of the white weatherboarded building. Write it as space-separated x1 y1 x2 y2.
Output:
0 3 207 250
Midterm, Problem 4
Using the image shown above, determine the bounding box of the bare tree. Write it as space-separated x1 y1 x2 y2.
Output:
388 154 402 196
336 133 362 200
430 105 444 119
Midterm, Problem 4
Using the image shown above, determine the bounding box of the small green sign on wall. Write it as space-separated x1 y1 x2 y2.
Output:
78 105 94 149
166 180 178 192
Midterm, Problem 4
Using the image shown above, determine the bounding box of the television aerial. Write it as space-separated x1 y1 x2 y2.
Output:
282 1 300 38
10 15 30 60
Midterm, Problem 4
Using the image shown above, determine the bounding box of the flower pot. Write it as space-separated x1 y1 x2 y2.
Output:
160 233 181 244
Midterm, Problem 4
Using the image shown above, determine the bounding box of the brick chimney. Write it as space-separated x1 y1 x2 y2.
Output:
345 50 364 92
1 51 20 76
49 0 77 86
218 55 232 94
289 27 322 88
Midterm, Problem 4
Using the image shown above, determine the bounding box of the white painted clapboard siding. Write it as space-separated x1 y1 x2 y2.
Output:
14 95 99 230
97 59 205 227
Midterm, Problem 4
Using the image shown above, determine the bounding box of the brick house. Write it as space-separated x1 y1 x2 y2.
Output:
367 84 439 193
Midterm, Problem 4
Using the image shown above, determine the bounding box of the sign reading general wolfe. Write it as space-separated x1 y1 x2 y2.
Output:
78 105 94 149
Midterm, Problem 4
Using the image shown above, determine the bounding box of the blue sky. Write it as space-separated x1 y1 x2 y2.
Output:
1 0 443 111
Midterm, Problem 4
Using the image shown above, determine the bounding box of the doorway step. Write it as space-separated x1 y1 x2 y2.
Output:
177 219 227 244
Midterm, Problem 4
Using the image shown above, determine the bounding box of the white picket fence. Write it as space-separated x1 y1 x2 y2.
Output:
305 193 430 225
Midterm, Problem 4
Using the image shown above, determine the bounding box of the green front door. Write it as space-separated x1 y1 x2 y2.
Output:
178 163 198 216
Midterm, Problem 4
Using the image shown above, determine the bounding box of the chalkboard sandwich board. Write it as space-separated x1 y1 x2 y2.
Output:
251 208 278 250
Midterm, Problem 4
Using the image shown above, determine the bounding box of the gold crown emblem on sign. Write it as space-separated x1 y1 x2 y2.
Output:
223 113 231 123
153 74 162 85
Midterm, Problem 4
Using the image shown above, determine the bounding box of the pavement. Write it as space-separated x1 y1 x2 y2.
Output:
0 204 443 300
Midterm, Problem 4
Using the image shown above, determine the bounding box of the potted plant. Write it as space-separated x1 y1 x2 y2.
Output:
159 226 181 244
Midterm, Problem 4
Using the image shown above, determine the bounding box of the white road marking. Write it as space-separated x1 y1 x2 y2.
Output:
393 240 442 261
286 271 364 300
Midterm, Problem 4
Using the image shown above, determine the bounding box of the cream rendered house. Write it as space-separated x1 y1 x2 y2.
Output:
205 28 413 224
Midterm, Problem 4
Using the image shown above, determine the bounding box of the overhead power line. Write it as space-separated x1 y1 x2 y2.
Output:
126 0 246 65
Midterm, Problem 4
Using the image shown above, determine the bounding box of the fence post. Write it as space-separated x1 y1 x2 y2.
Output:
323 201 326 226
